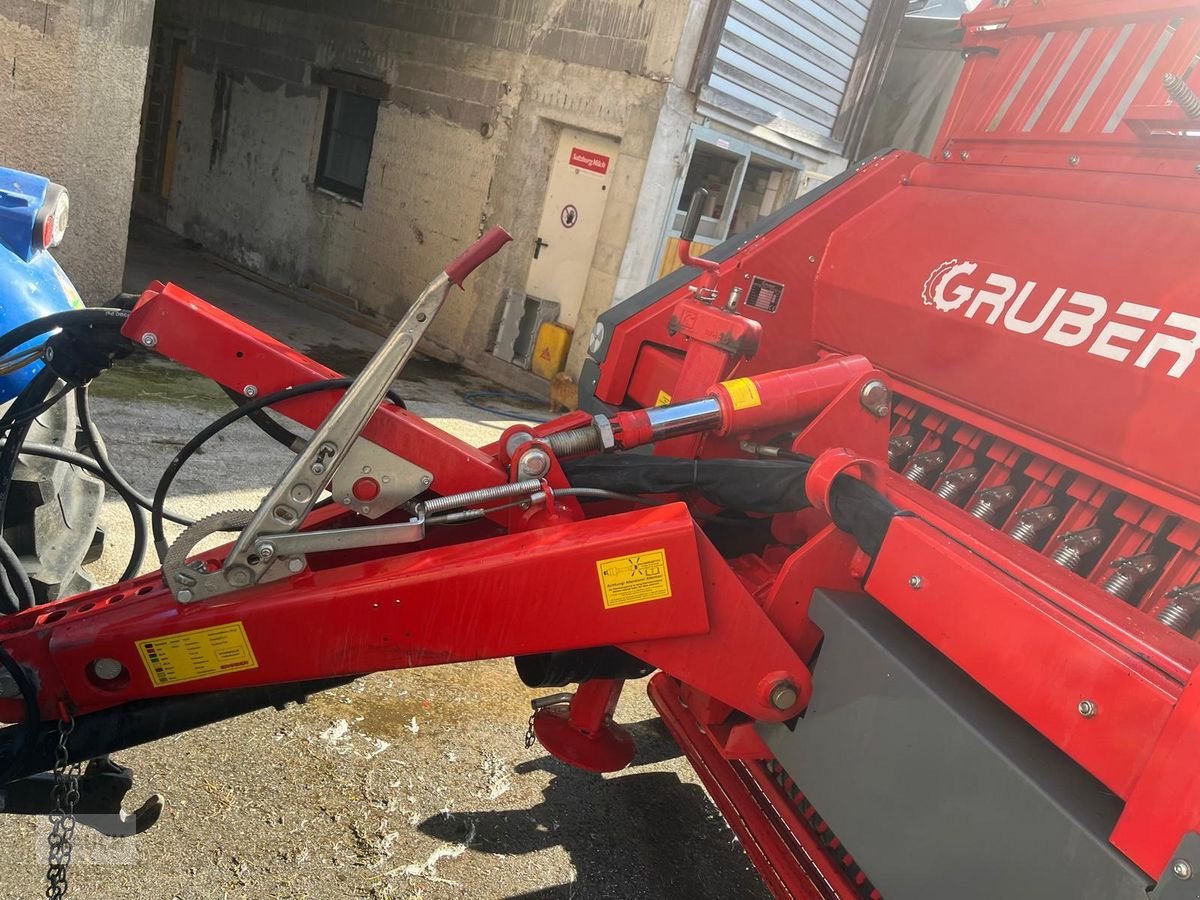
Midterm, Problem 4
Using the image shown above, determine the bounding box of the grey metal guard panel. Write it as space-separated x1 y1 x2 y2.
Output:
758 590 1151 900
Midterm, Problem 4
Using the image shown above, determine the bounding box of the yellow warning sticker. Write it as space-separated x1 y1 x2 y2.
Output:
655 390 672 407
136 622 258 688
720 377 762 410
596 549 673 609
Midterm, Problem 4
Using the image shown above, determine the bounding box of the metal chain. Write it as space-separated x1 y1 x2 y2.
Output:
45 713 82 900
524 713 537 750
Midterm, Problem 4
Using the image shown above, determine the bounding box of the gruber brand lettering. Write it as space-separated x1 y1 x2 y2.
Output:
921 259 1200 378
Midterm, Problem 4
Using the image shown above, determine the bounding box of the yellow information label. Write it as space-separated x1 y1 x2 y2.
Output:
655 390 672 407
720 377 762 410
136 622 258 688
596 549 672 609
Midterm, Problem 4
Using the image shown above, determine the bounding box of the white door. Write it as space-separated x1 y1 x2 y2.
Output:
526 128 619 329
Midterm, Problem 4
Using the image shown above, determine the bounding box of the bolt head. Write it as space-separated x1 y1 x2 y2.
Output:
859 379 890 417
1078 699 1098 718
243 384 258 398
310 461 325 475
141 332 158 348
520 449 550 477
908 575 923 589
92 657 124 681
258 543 275 561
1173 859 1193 880
287 557 305 574
177 589 193 602
421 475 433 486
769 680 798 711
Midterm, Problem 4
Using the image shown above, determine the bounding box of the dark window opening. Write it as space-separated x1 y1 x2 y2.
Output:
315 87 379 202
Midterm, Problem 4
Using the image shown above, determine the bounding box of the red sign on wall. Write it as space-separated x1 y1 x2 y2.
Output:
568 147 610 175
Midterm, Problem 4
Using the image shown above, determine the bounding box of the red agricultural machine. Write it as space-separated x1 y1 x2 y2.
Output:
1 0 1198 896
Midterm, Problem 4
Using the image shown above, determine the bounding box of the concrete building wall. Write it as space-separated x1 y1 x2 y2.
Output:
0 0 155 303
153 0 692 378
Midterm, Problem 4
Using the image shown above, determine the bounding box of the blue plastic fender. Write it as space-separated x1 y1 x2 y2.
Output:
0 167 84 402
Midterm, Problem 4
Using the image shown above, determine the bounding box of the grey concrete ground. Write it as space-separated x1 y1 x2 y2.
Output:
0 225 770 900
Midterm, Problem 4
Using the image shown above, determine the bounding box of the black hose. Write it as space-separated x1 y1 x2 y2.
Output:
151 378 404 561
219 384 408 453
0 539 34 611
9 442 148 583
0 642 42 785
0 308 129 362
74 388 193 527
0 367 58 610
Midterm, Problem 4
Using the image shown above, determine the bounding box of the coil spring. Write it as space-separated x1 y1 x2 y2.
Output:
1157 602 1194 633
1103 571 1138 602
902 451 946 486
1050 528 1104 572
1052 544 1085 571
968 486 1015 523
1101 554 1159 603
933 467 979 504
1164 73 1200 119
1009 520 1038 545
420 479 543 515
1007 505 1059 546
544 426 603 457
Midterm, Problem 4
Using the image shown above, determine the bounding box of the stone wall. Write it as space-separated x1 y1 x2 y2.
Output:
0 0 155 303
154 0 692 376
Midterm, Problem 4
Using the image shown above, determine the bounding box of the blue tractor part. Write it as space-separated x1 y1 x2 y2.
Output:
0 166 82 402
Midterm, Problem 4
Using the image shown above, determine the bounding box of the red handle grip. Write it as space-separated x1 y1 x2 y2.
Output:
444 225 513 288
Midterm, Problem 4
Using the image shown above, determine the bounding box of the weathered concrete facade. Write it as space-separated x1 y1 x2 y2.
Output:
0 0 155 303
151 0 691 381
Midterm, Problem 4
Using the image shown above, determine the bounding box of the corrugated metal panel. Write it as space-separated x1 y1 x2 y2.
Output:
703 0 876 142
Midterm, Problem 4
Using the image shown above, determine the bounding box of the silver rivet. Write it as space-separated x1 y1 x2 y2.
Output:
243 384 258 398
1078 699 1098 718
310 461 325 475
361 465 372 474
141 332 158 348
942 148 951 159
1173 859 1192 880
258 543 275 561
290 484 312 503
959 150 969 161
226 566 252 587
92 657 124 680
1194 163 1200 175
1068 154 1080 166
908 575 923 589
177 589 193 602
421 475 433 486
287 557 305 573
807 255 816 263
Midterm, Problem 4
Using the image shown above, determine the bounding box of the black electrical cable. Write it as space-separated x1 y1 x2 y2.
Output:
74 388 194 527
151 378 405 561
0 642 42 785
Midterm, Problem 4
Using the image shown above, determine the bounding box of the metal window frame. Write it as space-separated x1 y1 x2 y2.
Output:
314 82 382 204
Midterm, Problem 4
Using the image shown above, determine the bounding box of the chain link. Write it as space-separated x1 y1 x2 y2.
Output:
45 713 82 900
524 713 537 750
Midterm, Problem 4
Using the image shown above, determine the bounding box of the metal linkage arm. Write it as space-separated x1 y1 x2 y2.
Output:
168 227 511 602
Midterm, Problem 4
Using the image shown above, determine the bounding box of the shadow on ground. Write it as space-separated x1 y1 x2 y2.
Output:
419 718 770 900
